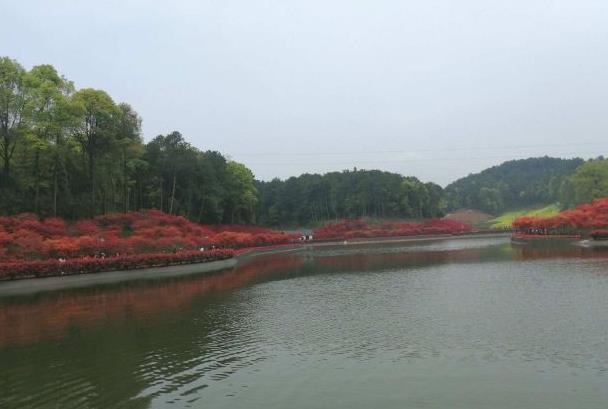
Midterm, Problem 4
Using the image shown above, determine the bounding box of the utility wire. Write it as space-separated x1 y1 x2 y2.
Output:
229 141 608 158
242 150 607 167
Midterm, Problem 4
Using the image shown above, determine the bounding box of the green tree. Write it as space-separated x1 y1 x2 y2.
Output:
0 57 32 185
114 103 143 212
568 159 608 205
444 157 584 213
72 88 120 213
256 169 444 227
23 64 75 213
225 161 258 223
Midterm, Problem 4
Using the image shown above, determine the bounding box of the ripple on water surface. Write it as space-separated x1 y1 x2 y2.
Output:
1 237 608 408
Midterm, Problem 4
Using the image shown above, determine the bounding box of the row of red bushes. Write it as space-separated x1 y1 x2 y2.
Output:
513 198 608 232
0 249 234 280
0 210 297 262
313 219 472 240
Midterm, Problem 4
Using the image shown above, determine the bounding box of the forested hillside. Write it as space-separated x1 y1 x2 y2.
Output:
1 56 446 227
563 158 608 208
3 56 606 227
444 157 584 214
256 170 444 226
0 57 257 223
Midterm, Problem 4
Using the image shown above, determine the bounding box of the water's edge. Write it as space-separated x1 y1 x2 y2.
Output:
0 233 510 296
0 258 241 297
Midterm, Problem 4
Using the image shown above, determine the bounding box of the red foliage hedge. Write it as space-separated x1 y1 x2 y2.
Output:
0 249 234 280
0 210 297 263
313 218 472 240
513 198 608 232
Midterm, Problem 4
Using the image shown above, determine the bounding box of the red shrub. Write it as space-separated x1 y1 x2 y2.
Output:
45 238 81 257
0 231 11 246
74 220 98 235
513 198 608 233
76 236 97 253
12 229 45 257
19 219 46 235
0 249 235 280
0 210 295 266
314 218 471 240
42 218 68 237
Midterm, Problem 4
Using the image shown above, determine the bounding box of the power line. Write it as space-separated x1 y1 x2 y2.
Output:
228 141 608 158
242 150 606 167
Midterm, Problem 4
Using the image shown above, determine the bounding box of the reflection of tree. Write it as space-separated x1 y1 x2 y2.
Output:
313 246 505 273
0 255 305 409
0 255 305 347
4 241 605 408
511 245 608 261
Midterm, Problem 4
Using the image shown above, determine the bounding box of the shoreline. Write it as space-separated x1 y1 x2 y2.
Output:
0 232 509 297
309 231 509 248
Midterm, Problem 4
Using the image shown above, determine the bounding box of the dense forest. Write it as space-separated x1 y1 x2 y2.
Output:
0 57 257 223
2 56 607 227
256 158 608 225
0 57 446 226
256 171 444 226
564 158 608 208
443 157 585 214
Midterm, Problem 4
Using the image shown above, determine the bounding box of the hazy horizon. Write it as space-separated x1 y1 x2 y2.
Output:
3 0 608 185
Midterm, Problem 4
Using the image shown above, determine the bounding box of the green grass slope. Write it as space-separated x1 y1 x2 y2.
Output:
486 204 561 228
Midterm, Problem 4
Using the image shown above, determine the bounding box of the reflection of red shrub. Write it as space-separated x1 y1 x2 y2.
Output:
314 219 471 240
0 253 304 347
590 230 608 240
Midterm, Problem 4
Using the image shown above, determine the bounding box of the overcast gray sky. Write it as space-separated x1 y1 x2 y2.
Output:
3 0 608 185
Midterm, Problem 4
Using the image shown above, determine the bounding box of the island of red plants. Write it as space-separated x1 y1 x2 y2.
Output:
513 198 608 238
313 218 472 240
0 210 297 280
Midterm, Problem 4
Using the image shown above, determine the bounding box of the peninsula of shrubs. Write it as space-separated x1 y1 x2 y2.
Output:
513 198 608 237
0 209 478 280
313 219 472 240
0 210 297 280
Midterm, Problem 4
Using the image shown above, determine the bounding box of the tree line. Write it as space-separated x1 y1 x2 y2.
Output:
3 56 607 226
256 170 444 226
443 157 585 214
560 157 608 208
0 57 257 223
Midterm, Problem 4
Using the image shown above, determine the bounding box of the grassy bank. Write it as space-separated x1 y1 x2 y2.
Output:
486 205 561 229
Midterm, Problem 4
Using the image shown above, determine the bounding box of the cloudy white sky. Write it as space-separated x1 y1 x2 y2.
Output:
3 0 608 185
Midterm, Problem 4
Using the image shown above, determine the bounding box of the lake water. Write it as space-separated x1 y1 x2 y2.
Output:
1 236 608 408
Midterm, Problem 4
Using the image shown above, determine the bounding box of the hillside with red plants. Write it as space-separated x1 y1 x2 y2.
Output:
0 210 297 279
313 219 472 240
513 198 608 234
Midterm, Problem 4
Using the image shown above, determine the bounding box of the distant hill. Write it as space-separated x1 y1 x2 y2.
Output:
444 157 584 214
256 170 444 227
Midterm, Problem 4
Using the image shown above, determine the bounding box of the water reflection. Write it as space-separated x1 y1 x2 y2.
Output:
1 237 608 409
0 254 307 408
0 255 305 347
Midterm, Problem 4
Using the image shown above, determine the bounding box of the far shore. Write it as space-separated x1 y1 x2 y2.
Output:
309 230 509 248
0 231 510 296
